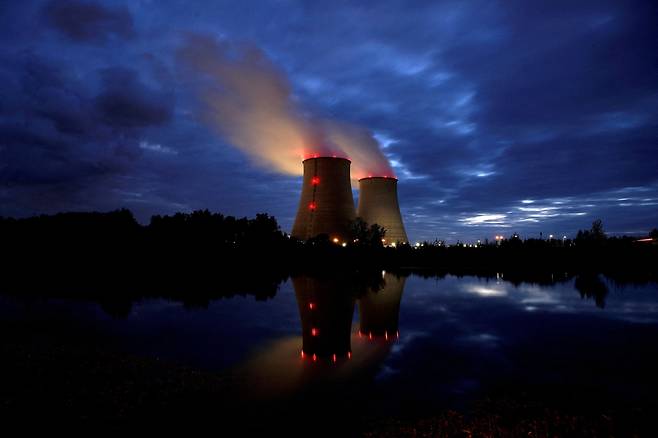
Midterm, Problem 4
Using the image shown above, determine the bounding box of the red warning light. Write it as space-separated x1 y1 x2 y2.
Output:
311 328 319 336
312 354 317 362
332 354 337 363
308 202 316 211
309 302 315 310
347 351 352 359
301 350 305 359
311 176 320 185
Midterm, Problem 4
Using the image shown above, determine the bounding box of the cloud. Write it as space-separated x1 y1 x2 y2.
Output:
94 68 172 128
43 0 135 43
176 33 394 179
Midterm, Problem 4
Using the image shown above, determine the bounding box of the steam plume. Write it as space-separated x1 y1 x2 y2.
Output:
177 34 394 179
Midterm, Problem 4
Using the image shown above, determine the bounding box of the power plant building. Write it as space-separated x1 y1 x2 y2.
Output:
357 177 408 244
291 157 356 241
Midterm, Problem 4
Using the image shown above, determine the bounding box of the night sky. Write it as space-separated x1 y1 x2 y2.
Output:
1 1 657 242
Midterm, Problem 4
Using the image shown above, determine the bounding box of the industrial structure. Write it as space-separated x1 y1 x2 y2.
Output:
291 157 356 241
357 177 408 244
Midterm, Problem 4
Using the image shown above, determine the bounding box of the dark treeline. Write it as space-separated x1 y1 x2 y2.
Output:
1 209 656 315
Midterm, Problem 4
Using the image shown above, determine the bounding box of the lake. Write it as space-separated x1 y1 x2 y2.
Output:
2 272 657 431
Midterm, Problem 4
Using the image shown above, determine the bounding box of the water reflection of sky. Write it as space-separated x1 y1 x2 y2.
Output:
2 274 658 412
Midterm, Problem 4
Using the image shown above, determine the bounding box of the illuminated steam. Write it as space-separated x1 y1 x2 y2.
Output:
177 34 394 179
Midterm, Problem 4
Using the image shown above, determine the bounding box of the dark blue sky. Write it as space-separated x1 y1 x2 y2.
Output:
1 0 657 242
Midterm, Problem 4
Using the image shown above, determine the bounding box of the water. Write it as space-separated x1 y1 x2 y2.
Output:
2 272 658 423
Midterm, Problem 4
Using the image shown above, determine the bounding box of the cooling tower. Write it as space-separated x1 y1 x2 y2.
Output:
357 177 408 244
292 157 356 241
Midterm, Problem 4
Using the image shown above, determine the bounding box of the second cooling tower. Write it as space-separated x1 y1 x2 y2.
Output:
357 177 408 244
292 157 356 241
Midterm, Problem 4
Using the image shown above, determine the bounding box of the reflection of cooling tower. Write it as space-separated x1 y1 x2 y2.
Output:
358 273 406 338
357 177 408 244
292 157 356 241
293 276 355 358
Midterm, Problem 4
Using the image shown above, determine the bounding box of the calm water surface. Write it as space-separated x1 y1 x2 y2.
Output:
3 273 658 417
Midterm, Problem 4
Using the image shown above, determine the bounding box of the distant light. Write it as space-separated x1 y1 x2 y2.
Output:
385 331 388 341
312 354 317 362
311 328 319 336
381 238 386 243
549 234 554 239
347 351 352 359
563 236 567 239
311 176 320 185
415 242 420 247
341 242 347 247
301 350 305 359
332 354 337 363
308 202 316 211
309 302 315 310
333 237 339 243
390 242 396 248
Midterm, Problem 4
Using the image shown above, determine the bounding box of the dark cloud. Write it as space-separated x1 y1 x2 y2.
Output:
43 0 135 43
94 68 172 128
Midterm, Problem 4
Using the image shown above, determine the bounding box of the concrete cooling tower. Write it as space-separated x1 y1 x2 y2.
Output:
357 177 408 244
292 157 356 241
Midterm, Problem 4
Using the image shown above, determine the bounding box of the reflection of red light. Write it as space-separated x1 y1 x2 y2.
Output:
309 302 315 310
311 328 318 336
347 352 352 359
301 350 305 359
308 202 316 211
385 331 388 340
368 332 372 340
311 176 320 185
312 354 317 362
332 354 337 363
358 331 362 337
396 330 400 339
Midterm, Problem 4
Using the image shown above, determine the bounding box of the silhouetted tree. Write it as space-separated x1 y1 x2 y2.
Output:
349 217 385 248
